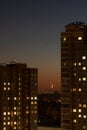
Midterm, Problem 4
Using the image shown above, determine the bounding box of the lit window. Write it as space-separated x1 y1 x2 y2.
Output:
8 112 10 115
83 104 86 108
78 114 82 118
26 111 29 114
14 112 17 115
78 109 82 112
79 88 81 92
3 112 6 115
8 117 10 120
34 111 37 114
3 117 6 120
83 115 86 118
73 88 76 92
31 97 33 100
14 127 16 130
8 87 10 90
82 56 86 60
7 122 10 125
8 82 10 85
82 67 86 70
63 37 66 41
74 63 77 66
34 101 37 104
79 78 81 81
19 82 21 86
14 122 16 125
3 127 6 130
79 104 82 107
83 126 86 129
19 87 21 90
73 119 77 123
8 97 10 100
26 97 30 100
78 36 82 40
34 97 37 100
34 120 37 123
73 109 77 112
4 87 6 91
74 73 76 76
14 107 17 110
3 122 6 125
4 82 6 86
14 97 17 100
31 102 33 104
82 77 86 81
78 62 81 66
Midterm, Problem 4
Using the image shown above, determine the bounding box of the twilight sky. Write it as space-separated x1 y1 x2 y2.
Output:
0 0 87 92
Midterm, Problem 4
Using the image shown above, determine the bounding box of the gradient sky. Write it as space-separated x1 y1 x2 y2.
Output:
0 0 87 92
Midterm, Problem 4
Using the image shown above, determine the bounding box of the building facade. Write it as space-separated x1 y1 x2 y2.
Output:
61 22 87 130
0 62 38 130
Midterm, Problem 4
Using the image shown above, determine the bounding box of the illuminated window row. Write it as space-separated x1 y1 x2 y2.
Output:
31 101 37 105
4 82 10 86
4 87 10 91
63 36 83 42
3 112 17 116
73 109 82 112
72 88 82 92
31 97 37 100
79 77 86 81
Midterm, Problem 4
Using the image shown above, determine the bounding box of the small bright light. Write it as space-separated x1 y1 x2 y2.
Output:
78 114 82 118
82 67 86 70
79 88 81 92
73 109 77 112
83 115 86 118
83 77 86 81
78 36 82 40
78 62 81 66
63 37 66 41
82 56 86 60
74 119 76 123
78 109 82 112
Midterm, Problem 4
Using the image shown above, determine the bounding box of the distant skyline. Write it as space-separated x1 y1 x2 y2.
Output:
0 0 87 92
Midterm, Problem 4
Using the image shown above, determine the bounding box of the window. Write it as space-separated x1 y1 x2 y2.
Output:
83 104 86 108
73 119 76 123
8 82 10 86
4 87 6 91
78 36 82 40
3 112 6 115
73 109 77 112
82 67 86 70
79 104 82 107
83 115 86 118
63 37 66 41
79 88 81 92
78 62 81 66
79 78 81 81
82 56 86 60
4 82 6 86
7 122 10 125
78 114 82 118
82 77 86 81
78 109 82 112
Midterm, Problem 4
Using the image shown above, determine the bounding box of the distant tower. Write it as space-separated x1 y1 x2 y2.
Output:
0 62 38 130
61 22 87 130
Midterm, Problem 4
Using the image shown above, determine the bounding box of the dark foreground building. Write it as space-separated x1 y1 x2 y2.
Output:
0 62 38 130
38 92 61 128
61 22 87 130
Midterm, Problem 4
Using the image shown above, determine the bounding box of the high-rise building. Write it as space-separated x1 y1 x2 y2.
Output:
0 62 38 130
61 22 87 130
